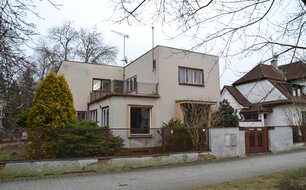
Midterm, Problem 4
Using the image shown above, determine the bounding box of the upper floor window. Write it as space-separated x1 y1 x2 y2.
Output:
178 67 204 86
92 79 111 91
126 76 137 92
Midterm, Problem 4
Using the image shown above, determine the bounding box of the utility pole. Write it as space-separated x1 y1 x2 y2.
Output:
111 30 129 65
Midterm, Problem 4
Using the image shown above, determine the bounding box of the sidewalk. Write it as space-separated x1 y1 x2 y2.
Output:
1 150 306 190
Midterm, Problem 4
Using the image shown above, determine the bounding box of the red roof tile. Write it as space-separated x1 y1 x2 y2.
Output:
279 61 306 81
233 64 285 85
223 86 251 107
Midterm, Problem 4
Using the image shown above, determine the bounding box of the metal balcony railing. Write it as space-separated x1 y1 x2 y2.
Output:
90 80 158 102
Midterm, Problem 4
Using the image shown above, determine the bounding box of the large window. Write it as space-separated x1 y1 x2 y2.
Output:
101 106 109 127
178 67 204 86
90 109 97 123
92 79 111 91
130 106 151 135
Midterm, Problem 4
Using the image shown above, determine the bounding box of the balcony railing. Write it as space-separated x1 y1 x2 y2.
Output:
90 80 158 102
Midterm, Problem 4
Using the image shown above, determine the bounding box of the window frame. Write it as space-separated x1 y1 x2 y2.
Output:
128 105 153 137
92 78 111 92
90 109 98 123
126 76 137 93
178 66 204 86
101 106 109 127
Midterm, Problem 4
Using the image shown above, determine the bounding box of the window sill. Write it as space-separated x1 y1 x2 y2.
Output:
128 134 153 138
179 83 205 87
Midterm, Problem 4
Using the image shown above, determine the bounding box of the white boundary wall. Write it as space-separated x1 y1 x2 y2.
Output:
209 128 245 157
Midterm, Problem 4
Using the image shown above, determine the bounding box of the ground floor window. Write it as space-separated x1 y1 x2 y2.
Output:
90 109 97 123
101 106 109 127
302 111 306 125
77 111 86 120
129 106 151 134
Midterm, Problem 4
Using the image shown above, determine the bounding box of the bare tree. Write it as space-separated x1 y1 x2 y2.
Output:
76 27 117 64
111 0 306 62
34 39 61 81
181 103 211 150
48 21 78 61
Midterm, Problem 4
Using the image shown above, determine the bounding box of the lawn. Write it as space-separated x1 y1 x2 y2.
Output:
195 167 306 190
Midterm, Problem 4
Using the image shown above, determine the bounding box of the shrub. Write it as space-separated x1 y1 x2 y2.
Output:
28 121 124 159
27 72 76 129
162 119 192 152
211 99 239 128
15 111 29 128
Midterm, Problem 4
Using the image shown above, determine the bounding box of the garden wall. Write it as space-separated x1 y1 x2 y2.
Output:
269 126 304 152
209 128 245 157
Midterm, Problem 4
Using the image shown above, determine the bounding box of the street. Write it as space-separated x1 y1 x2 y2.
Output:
1 150 306 190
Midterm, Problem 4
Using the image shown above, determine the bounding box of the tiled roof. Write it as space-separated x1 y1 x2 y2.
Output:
279 61 306 81
233 64 285 85
240 104 272 114
223 86 251 107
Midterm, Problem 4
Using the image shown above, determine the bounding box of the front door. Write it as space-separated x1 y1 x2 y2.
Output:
245 127 269 154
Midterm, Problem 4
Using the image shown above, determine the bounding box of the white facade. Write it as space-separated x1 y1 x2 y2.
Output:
221 63 306 128
58 46 220 148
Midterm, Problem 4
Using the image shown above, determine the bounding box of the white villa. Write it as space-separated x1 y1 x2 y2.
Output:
58 45 220 149
221 59 306 128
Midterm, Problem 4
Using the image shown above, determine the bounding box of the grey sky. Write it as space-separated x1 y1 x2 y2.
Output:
29 0 271 88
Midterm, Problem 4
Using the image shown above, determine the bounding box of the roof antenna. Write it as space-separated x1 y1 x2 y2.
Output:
111 30 129 65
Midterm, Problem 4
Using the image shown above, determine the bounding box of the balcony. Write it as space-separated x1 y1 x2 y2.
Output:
90 80 158 102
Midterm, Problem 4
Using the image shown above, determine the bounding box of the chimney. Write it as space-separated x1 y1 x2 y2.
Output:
271 54 278 69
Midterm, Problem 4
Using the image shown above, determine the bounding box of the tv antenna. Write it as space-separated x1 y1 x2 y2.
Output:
111 30 129 65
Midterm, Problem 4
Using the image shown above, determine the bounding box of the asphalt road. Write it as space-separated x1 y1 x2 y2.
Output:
1 150 306 190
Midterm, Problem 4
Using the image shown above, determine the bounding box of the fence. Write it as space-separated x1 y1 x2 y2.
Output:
0 127 209 161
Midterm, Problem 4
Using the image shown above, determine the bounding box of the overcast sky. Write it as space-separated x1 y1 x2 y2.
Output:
28 0 270 88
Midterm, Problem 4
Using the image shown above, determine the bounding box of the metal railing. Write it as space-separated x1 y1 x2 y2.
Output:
90 80 158 102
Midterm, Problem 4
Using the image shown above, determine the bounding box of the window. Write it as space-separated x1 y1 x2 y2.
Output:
244 114 258 121
90 109 97 123
126 76 137 92
178 67 204 86
77 111 86 120
130 106 151 135
92 79 111 91
101 106 109 127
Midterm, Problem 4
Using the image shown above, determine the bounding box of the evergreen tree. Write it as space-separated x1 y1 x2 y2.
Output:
27 72 76 128
211 99 239 128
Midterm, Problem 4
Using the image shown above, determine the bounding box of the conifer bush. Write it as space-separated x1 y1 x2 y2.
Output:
27 72 76 128
162 119 193 152
26 73 124 159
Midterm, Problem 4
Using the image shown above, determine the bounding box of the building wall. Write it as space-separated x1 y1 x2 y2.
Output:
89 96 161 148
236 80 287 103
58 61 123 111
264 104 306 127
157 46 220 126
209 128 245 157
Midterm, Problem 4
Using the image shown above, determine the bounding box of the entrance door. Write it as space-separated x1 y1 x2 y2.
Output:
245 127 269 154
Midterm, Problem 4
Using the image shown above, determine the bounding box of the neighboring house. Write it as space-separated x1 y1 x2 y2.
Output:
221 60 306 128
58 45 220 149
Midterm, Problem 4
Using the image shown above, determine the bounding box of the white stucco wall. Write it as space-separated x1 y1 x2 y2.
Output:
157 46 220 126
58 61 123 111
209 128 245 157
236 80 287 103
220 89 244 119
269 127 293 152
264 104 306 127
